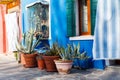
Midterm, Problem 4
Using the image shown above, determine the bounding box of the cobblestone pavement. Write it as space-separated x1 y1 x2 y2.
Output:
0 54 120 80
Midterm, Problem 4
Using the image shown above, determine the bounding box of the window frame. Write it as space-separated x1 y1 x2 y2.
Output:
78 0 91 35
69 0 94 40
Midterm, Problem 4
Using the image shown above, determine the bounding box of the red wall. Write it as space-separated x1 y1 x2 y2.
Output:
0 5 7 53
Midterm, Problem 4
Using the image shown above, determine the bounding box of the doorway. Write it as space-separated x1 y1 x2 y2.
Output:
107 60 120 66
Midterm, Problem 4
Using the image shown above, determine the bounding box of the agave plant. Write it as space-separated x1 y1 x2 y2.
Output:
59 44 73 61
72 43 90 60
59 43 80 61
73 43 90 60
59 43 90 61
17 28 42 54
45 42 61 56
77 51 90 60
72 43 80 58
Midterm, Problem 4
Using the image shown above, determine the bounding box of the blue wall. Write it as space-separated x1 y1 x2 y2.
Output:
21 0 105 69
21 0 36 33
50 0 69 47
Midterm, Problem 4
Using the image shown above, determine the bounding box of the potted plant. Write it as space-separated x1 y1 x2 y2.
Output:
77 51 90 70
17 28 42 68
54 44 74 74
71 43 90 70
43 42 60 72
36 53 46 70
72 43 81 68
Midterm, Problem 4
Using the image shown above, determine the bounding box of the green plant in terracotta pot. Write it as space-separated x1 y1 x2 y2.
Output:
54 44 74 74
36 53 46 70
43 42 60 72
17 28 42 68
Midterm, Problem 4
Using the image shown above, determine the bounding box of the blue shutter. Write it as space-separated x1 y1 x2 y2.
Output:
66 0 75 37
91 0 98 35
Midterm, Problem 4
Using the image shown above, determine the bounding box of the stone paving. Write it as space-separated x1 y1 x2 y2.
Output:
0 53 120 80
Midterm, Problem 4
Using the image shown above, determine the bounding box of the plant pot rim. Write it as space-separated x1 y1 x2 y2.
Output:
54 59 73 63
43 55 60 57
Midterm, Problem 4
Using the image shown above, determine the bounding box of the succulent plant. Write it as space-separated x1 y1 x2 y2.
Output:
77 51 90 60
72 43 90 60
17 28 42 54
45 42 61 56
58 43 90 61
59 44 73 61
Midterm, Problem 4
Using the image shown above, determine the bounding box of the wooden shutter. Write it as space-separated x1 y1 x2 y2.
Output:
66 0 75 37
90 0 98 35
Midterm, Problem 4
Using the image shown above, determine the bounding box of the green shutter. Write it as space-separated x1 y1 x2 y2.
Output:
91 0 98 35
66 0 75 37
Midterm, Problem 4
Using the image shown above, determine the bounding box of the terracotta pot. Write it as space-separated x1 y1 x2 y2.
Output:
54 60 73 74
37 58 46 70
21 53 37 68
20 53 26 65
43 56 60 72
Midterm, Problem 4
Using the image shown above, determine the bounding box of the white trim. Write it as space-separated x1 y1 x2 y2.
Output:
26 0 49 8
69 35 94 40
49 0 51 39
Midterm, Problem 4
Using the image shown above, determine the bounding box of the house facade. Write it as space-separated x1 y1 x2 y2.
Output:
21 0 106 69
1 0 119 69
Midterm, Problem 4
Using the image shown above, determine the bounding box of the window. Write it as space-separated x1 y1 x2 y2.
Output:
78 0 91 35
66 0 98 37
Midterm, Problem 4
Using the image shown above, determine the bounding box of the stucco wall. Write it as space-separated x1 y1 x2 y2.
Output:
21 0 105 69
0 5 7 53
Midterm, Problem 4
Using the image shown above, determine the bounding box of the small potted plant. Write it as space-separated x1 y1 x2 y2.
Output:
36 53 46 70
72 43 81 68
43 42 60 72
54 44 74 74
17 28 42 68
77 51 90 70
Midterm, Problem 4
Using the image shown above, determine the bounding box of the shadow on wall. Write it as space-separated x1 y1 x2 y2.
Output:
51 0 68 47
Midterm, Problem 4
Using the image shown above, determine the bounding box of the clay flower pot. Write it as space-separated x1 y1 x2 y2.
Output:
20 53 26 65
43 56 60 72
54 60 73 74
20 53 38 68
36 56 46 70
